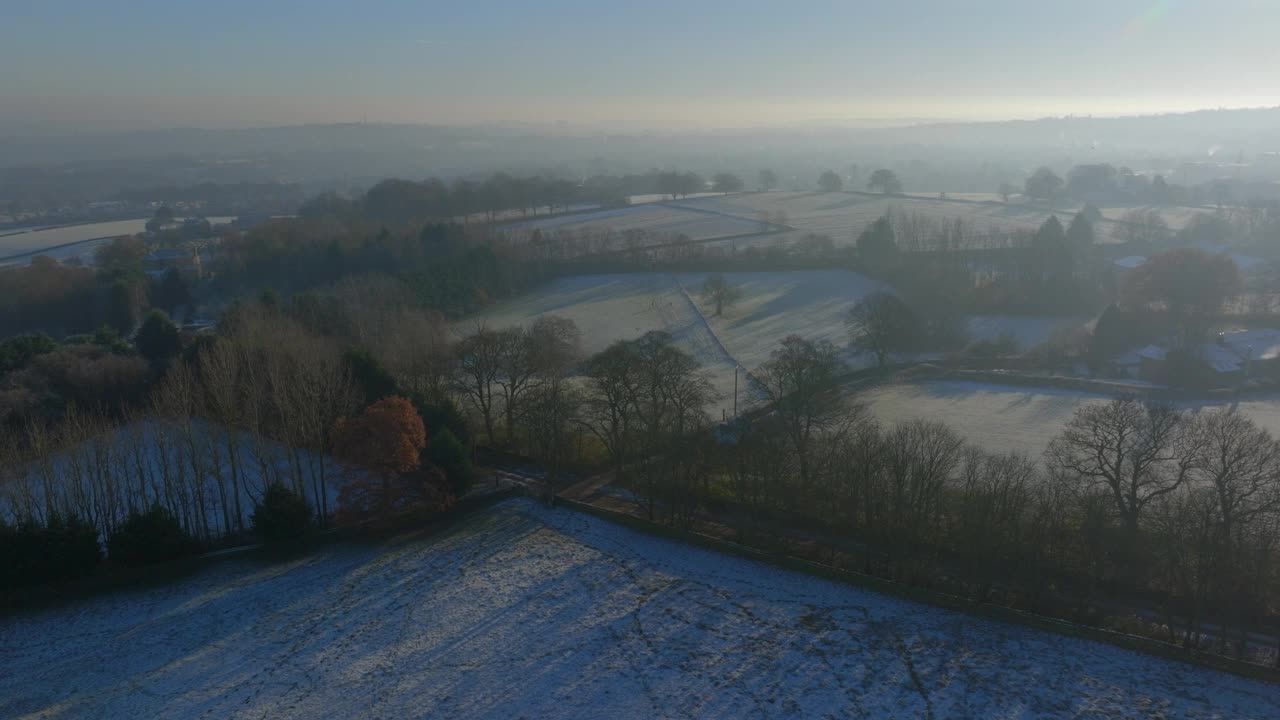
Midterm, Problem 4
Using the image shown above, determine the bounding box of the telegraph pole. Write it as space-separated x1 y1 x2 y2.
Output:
733 366 738 418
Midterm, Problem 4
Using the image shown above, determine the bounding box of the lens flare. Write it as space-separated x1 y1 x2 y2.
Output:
1126 0 1175 34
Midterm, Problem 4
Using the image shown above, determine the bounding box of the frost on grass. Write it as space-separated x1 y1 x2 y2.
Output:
2 499 1276 719
859 380 1280 458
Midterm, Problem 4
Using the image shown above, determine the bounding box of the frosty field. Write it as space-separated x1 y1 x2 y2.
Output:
0 217 236 265
3 498 1275 719
672 192 1132 245
856 380 1280 457
508 202 766 241
468 270 1093 416
468 270 894 412
500 192 1156 254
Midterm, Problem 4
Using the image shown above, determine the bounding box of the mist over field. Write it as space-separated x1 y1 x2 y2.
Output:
6 2 1280 718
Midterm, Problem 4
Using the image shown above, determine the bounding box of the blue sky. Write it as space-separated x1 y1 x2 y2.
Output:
3 0 1278 131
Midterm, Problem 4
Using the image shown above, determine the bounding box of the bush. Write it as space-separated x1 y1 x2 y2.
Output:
412 393 471 448
427 427 476 497
0 513 102 589
108 504 200 567
251 483 314 543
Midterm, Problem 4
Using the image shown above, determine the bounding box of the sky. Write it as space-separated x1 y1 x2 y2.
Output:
3 0 1279 134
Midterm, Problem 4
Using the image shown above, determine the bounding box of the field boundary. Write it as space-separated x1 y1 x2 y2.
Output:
549 494 1280 684
0 488 518 617
669 276 767 405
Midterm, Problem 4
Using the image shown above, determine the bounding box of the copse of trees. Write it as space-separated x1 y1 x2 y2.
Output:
817 171 843 193
1122 248 1241 348
866 169 903 195
334 169 732 224
1024 167 1064 201
451 316 581 449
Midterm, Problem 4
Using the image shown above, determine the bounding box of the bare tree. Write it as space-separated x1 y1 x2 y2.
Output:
528 314 582 379
846 291 916 366
1185 409 1280 542
494 327 539 448
758 168 778 192
580 339 642 473
453 327 504 447
880 420 964 556
1047 397 1193 536
701 273 741 317
755 335 846 491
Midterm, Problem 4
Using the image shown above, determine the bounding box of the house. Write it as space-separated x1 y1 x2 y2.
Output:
1114 344 1167 378
1201 329 1280 376
1112 329 1280 382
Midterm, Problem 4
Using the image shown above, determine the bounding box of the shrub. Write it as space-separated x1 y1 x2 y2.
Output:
335 467 454 528
108 504 200 567
427 427 476 497
251 483 314 543
0 513 102 589
412 393 471 447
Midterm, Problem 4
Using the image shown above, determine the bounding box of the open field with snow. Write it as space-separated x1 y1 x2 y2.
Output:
468 271 1088 414
0 217 236 266
469 271 897 412
856 380 1280 458
3 498 1275 719
507 202 767 241
673 192 1134 245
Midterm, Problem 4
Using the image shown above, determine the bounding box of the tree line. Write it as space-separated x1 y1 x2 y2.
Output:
0 278 476 589
448 321 1279 664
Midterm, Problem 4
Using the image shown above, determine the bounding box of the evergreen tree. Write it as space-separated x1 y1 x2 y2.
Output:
134 310 182 370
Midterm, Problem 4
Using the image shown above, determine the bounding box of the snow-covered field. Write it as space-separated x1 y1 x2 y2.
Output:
469 271 893 412
966 315 1087 352
469 271 1100 415
507 203 766 241
674 192 1132 245
0 217 236 265
857 380 1280 458
2 498 1274 719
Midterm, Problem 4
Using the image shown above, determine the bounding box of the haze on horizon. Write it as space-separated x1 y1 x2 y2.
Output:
4 0 1280 135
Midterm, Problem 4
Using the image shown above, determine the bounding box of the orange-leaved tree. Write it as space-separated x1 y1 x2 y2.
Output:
332 395 443 525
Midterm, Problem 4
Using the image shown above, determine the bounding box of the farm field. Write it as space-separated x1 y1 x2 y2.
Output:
468 271 1088 414
966 315 1086 351
0 217 236 265
3 498 1275 719
855 379 1280 458
469 271 899 413
674 192 1132 245
506 202 767 241
498 192 1219 257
